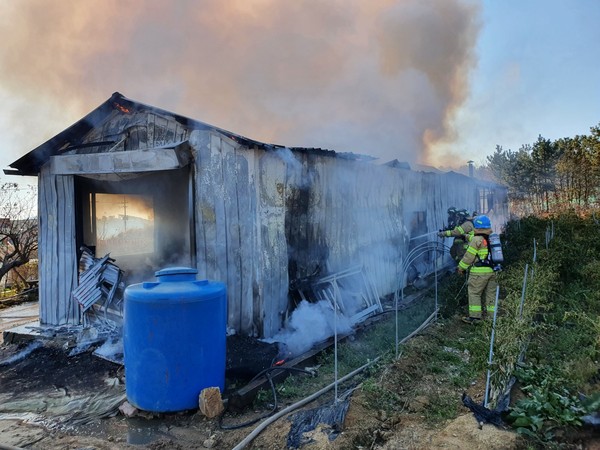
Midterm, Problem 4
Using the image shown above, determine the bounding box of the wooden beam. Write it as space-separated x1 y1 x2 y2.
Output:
49 144 192 175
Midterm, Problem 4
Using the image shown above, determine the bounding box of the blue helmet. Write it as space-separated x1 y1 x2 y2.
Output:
473 215 491 229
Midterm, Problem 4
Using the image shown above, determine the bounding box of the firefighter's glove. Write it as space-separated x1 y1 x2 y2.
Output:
457 267 465 275
437 231 446 238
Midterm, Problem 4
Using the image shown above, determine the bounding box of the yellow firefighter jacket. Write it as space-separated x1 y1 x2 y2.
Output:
444 220 474 240
458 228 495 274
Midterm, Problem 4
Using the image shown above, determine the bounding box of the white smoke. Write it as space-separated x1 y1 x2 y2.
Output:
264 300 353 357
0 0 481 169
274 147 303 173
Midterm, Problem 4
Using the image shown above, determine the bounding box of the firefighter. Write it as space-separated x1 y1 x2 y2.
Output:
438 209 475 261
446 206 458 230
457 214 497 324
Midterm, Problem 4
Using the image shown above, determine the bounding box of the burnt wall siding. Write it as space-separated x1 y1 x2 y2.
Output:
283 159 493 301
79 110 189 153
36 109 191 328
191 131 259 336
190 132 290 338
187 136 508 339
39 164 79 325
285 156 407 297
257 152 289 337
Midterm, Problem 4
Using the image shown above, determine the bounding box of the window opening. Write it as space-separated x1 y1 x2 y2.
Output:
94 193 155 257
76 169 191 284
479 187 491 214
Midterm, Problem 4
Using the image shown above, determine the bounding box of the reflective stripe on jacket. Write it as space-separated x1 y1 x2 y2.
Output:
458 234 494 273
444 220 474 239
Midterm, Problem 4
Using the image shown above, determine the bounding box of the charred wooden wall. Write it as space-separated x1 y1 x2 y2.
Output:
35 105 508 336
189 130 289 338
282 156 492 301
186 134 509 339
38 107 191 326
38 164 79 325
284 155 406 298
190 130 259 336
81 108 189 152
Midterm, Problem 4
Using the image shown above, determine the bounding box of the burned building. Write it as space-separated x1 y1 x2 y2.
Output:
6 92 508 338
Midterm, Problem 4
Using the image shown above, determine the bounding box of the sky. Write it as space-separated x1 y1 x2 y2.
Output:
434 0 600 165
0 0 599 180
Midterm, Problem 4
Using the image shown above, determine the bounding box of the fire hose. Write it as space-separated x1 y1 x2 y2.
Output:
231 308 438 450
230 357 381 450
0 443 26 450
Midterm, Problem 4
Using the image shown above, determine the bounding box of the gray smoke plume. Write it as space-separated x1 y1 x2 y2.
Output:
0 0 481 169
264 299 353 357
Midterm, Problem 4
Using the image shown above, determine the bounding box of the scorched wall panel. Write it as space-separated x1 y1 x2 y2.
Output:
38 164 79 325
191 131 258 336
257 151 289 338
285 156 407 298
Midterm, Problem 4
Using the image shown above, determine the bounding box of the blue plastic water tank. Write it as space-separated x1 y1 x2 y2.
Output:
123 267 227 412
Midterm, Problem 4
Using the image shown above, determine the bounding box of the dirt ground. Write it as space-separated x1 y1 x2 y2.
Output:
0 327 519 450
1 304 598 450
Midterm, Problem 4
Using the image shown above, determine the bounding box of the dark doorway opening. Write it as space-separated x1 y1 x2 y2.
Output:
74 168 193 284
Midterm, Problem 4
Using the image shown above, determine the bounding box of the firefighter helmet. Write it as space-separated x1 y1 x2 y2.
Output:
473 215 491 229
447 206 457 215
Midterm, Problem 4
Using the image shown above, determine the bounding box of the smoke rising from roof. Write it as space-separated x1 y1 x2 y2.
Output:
0 0 480 168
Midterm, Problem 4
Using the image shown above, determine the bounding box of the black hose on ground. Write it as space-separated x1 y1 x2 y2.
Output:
219 366 312 430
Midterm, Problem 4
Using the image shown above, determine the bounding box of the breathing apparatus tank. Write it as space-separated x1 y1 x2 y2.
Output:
489 233 504 264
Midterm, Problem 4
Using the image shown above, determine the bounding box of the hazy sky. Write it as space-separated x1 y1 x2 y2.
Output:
0 0 598 178
434 0 600 165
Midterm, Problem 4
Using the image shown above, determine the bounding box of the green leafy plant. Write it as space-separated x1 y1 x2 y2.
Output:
507 365 586 442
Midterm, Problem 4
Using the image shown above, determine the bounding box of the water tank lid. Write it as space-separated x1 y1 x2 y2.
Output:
155 267 198 278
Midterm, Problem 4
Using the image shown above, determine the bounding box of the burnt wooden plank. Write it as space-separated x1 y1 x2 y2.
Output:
196 132 219 281
147 113 155 147
38 168 79 325
176 123 187 143
191 130 255 335
51 149 186 175
62 175 78 323
258 152 288 337
236 151 255 335
165 118 176 143
192 132 211 280
47 168 59 324
56 176 67 324
129 127 139 150
38 165 51 324
212 135 232 326
223 141 242 332
153 115 168 146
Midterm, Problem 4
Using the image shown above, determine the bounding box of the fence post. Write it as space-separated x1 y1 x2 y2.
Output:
519 264 529 318
484 285 501 409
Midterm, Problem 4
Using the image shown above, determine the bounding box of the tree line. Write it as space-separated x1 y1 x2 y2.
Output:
484 123 600 216
0 182 38 290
